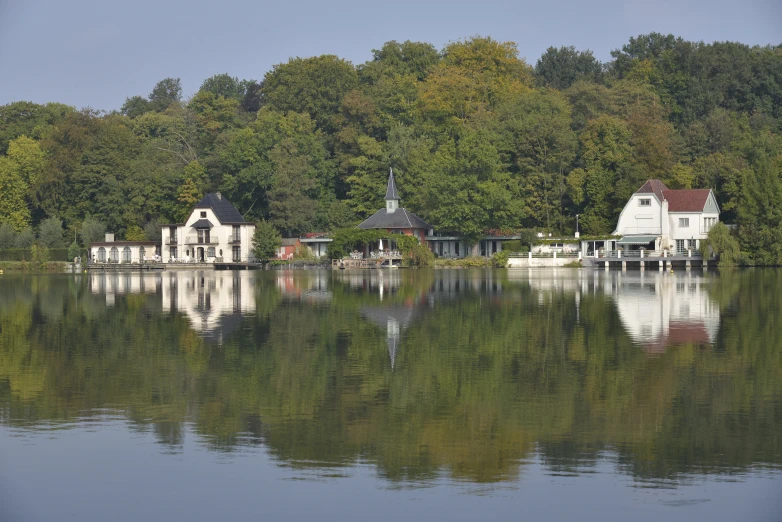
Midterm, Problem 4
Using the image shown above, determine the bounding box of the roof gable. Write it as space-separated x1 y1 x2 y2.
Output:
662 189 712 212
636 179 668 201
194 193 245 224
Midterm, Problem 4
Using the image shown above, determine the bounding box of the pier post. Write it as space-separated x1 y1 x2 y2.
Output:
640 260 645 270
621 260 627 271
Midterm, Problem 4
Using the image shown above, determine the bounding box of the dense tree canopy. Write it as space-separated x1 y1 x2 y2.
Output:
1 34 781 262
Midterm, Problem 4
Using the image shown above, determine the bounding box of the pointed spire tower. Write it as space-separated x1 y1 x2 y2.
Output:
385 168 400 213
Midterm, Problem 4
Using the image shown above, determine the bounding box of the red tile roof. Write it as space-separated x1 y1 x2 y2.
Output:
661 189 712 212
636 179 668 201
636 179 712 212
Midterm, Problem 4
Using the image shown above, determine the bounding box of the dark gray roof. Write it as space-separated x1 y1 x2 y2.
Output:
385 170 399 200
191 218 213 228
357 208 432 230
195 193 245 224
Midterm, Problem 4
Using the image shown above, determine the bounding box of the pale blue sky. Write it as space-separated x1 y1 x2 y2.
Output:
0 0 779 111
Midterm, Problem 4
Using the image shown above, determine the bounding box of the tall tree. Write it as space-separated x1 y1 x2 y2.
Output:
260 55 358 132
535 46 603 89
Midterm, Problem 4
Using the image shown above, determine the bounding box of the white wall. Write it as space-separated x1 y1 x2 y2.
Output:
668 212 720 242
162 208 255 262
614 194 662 235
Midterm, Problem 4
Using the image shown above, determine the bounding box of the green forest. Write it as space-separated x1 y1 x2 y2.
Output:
1 34 781 262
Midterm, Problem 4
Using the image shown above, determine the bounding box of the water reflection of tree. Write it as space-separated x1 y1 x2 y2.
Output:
0 270 781 484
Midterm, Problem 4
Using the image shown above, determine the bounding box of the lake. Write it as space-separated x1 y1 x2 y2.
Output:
1 268 781 521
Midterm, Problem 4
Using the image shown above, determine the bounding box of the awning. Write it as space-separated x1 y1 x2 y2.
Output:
191 218 213 228
617 235 657 245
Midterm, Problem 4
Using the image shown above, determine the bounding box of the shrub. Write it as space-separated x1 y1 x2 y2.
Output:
402 243 435 267
80 216 106 245
491 250 510 268
68 241 82 261
31 243 50 265
252 220 282 260
292 243 316 261
39 217 65 248
700 223 740 267
144 220 161 241
14 227 35 248
125 224 145 241
0 223 16 249
503 240 522 252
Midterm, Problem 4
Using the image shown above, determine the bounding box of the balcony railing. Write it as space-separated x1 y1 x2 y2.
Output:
185 237 219 245
228 236 242 244
165 238 178 245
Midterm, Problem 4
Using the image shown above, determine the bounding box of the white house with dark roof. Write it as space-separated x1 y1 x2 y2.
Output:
161 192 256 263
613 180 720 253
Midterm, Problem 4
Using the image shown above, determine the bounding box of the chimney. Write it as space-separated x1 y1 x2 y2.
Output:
216 192 222 200
105 233 114 242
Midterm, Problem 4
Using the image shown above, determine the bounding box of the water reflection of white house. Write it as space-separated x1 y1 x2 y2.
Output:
607 272 719 353
161 271 256 341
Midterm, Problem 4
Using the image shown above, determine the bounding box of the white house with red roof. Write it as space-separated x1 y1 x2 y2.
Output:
613 180 720 253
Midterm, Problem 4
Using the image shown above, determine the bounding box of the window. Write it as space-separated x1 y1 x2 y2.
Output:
122 247 131 262
110 247 119 262
679 218 689 227
455 242 460 256
170 247 177 260
139 247 146 261
639 198 651 207
232 246 241 262
676 240 685 253
232 225 240 242
207 247 215 258
200 211 207 218
98 247 106 262
704 217 717 232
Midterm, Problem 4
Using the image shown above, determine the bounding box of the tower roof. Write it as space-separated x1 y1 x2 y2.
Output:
385 169 399 200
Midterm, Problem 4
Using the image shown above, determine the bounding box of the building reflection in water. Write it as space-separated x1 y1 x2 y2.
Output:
608 271 719 353
88 267 719 355
89 271 257 344
507 268 719 353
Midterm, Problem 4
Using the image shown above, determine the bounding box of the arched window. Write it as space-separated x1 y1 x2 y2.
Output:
98 247 106 262
139 246 146 262
110 247 119 263
122 247 131 262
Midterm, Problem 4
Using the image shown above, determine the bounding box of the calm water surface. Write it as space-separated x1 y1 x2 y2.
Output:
1 268 781 521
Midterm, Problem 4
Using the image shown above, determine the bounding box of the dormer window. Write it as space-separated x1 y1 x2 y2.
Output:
639 198 651 207
200 211 207 218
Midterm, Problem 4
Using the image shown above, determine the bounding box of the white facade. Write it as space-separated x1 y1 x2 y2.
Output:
161 193 255 263
89 241 160 264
